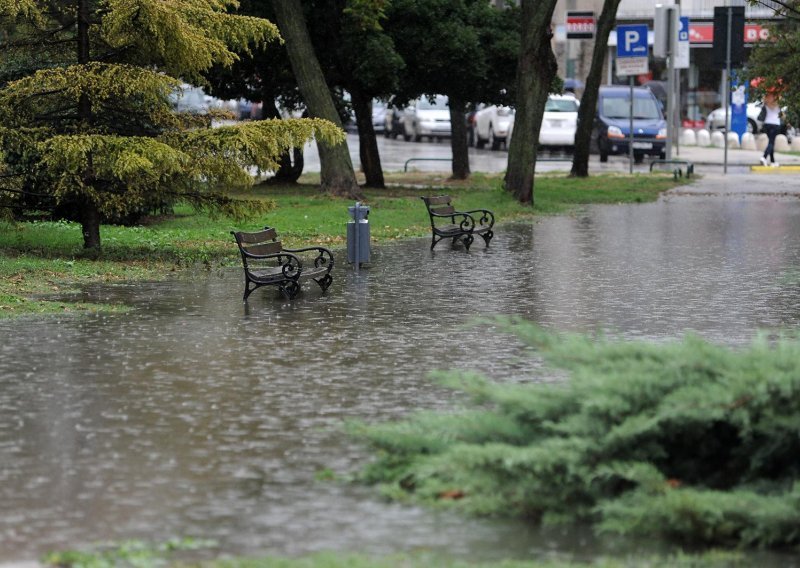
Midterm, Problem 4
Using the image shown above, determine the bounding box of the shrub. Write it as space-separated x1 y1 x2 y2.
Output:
353 318 800 548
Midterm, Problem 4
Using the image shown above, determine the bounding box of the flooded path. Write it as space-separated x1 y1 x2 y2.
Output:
3 193 800 564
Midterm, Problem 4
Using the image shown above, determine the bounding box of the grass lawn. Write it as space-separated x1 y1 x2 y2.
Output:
0 171 684 318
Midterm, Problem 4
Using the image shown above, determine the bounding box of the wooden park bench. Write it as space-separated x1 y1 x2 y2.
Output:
231 227 334 301
421 195 495 251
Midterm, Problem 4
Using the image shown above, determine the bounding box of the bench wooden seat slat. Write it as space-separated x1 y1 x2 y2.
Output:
232 226 334 301
421 195 495 251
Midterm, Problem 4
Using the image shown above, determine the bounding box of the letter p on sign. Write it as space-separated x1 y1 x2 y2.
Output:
625 30 639 52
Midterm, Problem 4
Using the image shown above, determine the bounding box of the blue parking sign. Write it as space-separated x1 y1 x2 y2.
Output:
679 17 689 42
616 24 648 58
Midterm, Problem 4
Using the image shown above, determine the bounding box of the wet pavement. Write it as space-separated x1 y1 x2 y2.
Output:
300 133 800 176
3 172 800 565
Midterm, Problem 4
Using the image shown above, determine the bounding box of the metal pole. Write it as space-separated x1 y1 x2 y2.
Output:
354 202 360 272
724 6 731 175
629 76 634 174
674 67 681 156
666 8 675 160
675 1 682 157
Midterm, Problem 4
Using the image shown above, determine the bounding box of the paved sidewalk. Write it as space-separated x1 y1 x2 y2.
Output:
667 170 800 196
673 144 800 168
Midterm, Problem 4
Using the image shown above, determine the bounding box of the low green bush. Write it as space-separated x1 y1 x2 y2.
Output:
353 319 800 549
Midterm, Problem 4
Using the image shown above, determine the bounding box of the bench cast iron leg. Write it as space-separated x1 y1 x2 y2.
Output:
480 230 493 247
461 234 474 251
278 280 301 300
243 281 257 302
315 274 333 293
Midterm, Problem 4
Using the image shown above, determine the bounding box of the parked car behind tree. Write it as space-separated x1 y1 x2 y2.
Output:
539 94 579 150
592 86 666 164
402 95 451 141
472 104 514 150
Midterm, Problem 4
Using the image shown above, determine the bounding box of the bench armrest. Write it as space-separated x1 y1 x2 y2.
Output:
430 210 476 230
241 249 304 278
460 209 495 228
282 246 335 272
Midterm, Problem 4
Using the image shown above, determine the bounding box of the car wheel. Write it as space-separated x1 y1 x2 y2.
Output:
599 138 609 162
475 132 486 149
489 127 501 151
634 152 644 164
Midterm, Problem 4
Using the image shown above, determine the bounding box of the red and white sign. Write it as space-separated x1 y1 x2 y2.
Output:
567 11 595 39
689 22 770 44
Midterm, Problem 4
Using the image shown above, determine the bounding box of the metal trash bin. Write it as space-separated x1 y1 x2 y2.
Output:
347 201 370 267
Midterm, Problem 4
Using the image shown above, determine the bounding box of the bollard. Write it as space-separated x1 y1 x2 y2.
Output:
347 201 370 270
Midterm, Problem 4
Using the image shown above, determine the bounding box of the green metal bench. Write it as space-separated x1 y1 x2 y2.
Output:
421 195 494 251
231 227 334 301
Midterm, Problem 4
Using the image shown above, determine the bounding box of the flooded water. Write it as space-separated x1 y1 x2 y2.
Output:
3 195 800 565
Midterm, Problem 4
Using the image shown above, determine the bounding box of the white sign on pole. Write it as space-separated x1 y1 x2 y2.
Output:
617 58 649 75
616 25 649 76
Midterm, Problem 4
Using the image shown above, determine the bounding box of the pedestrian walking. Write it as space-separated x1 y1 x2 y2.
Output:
759 92 783 167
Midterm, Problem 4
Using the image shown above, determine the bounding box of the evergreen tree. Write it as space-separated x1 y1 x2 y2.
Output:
0 0 343 249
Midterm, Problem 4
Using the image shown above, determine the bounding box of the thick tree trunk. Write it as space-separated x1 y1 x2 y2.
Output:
77 0 102 249
351 90 385 188
272 0 362 199
571 0 622 178
81 199 102 250
449 97 470 180
504 0 559 205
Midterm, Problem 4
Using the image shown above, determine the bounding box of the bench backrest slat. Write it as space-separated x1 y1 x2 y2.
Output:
236 228 277 244
430 205 455 216
244 241 283 256
423 195 451 206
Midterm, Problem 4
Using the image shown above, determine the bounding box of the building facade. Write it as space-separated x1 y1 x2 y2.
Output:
552 0 780 123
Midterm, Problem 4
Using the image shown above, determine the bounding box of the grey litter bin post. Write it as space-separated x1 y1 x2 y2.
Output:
347 201 370 270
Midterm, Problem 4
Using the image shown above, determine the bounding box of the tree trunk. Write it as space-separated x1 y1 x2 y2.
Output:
571 0 622 178
449 97 470 180
81 199 102 251
504 0 559 204
263 100 304 184
272 0 362 199
77 0 102 249
351 90 385 188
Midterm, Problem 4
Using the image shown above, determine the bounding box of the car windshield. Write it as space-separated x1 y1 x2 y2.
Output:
418 95 448 110
545 98 578 112
602 96 661 120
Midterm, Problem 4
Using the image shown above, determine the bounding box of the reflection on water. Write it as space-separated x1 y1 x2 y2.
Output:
3 196 800 565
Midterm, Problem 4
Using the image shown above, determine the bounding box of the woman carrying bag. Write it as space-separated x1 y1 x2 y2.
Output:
759 92 783 167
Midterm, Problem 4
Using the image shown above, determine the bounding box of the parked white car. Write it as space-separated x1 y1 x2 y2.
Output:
539 94 580 149
472 105 515 150
705 102 763 133
372 100 387 133
403 95 451 141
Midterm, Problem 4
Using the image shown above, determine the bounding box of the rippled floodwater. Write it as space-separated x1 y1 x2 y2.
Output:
3 195 800 564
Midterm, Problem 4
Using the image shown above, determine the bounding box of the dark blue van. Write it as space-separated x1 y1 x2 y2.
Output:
593 86 667 163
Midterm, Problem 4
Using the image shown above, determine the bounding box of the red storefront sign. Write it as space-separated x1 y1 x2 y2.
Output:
689 22 770 44
566 11 595 39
